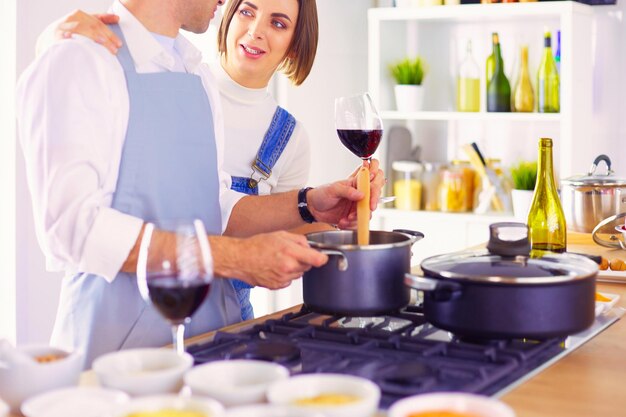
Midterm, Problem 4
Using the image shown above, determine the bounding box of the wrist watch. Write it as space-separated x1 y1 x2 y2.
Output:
297 187 316 223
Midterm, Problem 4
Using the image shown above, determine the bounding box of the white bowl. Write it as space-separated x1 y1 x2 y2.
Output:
267 374 380 417
185 360 290 407
92 348 193 396
21 387 129 417
109 394 225 417
388 393 516 417
0 345 83 413
226 404 325 417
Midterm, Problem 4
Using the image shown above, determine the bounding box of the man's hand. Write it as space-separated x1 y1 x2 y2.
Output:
307 159 386 229
210 231 328 289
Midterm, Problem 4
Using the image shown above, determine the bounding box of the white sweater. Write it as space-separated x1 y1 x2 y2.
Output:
209 61 311 196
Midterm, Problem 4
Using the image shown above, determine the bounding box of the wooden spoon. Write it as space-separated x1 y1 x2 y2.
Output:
356 166 370 245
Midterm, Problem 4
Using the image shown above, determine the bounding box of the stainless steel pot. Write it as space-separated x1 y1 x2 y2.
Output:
561 155 626 233
405 223 598 339
303 229 424 316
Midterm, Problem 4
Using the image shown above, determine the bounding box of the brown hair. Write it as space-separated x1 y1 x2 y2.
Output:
217 0 319 86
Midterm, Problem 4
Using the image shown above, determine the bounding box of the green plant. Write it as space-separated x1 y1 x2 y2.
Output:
389 57 427 85
510 161 538 191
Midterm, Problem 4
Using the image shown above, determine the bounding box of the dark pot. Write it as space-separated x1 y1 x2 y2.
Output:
304 229 424 316
405 222 598 339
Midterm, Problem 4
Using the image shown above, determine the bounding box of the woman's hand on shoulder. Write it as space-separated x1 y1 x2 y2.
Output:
38 10 122 56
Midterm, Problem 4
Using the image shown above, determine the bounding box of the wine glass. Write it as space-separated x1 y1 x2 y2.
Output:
334 93 383 163
137 219 213 355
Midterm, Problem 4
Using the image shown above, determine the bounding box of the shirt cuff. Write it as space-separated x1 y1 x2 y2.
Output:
79 207 144 283
220 188 245 233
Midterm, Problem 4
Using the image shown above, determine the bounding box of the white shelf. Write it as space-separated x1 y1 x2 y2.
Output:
369 2 592 23
379 111 562 122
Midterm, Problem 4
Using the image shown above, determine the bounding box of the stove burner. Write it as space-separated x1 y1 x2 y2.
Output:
380 362 433 385
224 341 300 363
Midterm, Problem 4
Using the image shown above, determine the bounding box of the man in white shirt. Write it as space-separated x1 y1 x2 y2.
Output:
16 0 384 365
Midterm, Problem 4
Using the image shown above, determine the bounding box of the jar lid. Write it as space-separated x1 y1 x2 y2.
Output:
562 154 626 187
420 222 597 285
392 160 422 173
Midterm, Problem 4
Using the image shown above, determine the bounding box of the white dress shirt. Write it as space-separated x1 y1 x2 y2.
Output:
16 0 243 282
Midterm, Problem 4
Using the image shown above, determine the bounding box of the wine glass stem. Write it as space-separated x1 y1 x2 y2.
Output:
172 323 185 355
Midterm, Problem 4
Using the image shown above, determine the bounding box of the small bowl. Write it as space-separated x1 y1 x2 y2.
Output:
92 348 193 396
109 394 225 417
226 404 325 417
185 360 290 407
267 374 380 417
615 225 626 238
21 387 129 417
0 345 83 413
388 393 516 417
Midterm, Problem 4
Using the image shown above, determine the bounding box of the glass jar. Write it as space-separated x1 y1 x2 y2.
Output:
422 162 446 211
392 161 422 211
439 165 469 212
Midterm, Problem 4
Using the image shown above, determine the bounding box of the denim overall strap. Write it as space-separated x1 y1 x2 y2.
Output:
50 24 241 366
230 106 296 195
230 106 296 320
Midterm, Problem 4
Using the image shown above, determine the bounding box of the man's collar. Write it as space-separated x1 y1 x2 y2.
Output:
111 0 203 72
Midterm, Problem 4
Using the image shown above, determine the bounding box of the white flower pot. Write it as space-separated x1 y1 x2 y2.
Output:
394 84 424 112
511 189 534 221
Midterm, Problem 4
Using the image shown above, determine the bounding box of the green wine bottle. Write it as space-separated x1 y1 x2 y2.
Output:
527 138 566 256
485 33 496 96
537 31 560 113
486 33 511 112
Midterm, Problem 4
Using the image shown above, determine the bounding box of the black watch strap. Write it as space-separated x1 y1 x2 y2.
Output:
297 187 316 224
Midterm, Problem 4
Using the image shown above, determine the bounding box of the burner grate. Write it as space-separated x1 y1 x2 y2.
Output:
187 306 565 409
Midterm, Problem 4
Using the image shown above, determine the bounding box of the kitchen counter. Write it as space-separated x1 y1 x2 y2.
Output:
10 233 625 417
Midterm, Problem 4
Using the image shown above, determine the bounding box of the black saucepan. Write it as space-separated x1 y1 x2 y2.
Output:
303 229 424 316
405 222 598 339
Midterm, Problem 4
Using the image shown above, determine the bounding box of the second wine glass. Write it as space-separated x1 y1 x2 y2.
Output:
334 93 383 162
137 219 213 355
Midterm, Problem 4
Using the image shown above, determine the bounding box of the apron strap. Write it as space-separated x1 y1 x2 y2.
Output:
108 24 137 74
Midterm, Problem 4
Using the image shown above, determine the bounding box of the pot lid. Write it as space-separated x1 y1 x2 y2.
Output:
562 154 626 187
420 223 598 284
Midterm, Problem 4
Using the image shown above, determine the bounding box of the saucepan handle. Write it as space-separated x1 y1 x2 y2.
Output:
404 273 463 301
392 229 425 245
317 249 349 271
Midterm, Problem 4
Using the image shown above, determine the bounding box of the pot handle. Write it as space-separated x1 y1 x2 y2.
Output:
392 229 425 244
404 273 463 301
487 222 531 257
588 154 613 177
317 249 349 271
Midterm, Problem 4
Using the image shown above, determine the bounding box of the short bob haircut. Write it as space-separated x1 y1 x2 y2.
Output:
217 0 319 86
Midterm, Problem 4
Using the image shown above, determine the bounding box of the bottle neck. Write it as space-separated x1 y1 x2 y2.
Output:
521 47 528 70
536 140 556 190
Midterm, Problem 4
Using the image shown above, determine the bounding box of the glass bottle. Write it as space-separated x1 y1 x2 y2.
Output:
485 33 496 98
486 33 511 112
457 40 480 112
512 45 535 113
527 138 566 255
537 31 560 113
554 30 561 74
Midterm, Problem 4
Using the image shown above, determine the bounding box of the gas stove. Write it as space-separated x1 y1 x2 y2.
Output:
187 304 622 409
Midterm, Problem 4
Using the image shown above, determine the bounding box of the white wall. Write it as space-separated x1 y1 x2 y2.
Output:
0 0 18 344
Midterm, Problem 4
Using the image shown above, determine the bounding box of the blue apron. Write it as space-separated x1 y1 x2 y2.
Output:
50 25 241 367
229 107 296 321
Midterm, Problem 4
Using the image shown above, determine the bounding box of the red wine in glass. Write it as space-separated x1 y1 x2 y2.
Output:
137 219 213 355
336 129 382 160
147 275 211 323
334 93 383 161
